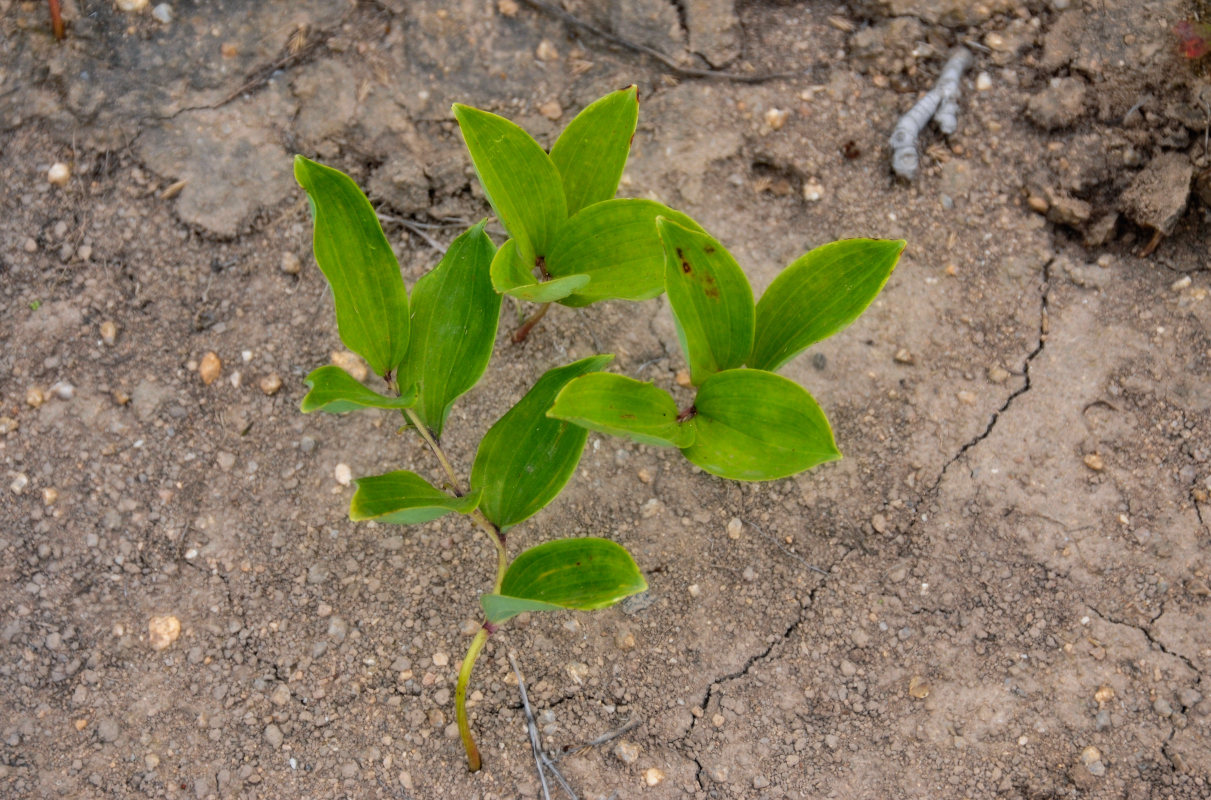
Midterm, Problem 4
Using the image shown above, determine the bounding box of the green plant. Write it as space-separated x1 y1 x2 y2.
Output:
294 156 647 771
293 88 905 773
454 85 702 340
549 221 905 480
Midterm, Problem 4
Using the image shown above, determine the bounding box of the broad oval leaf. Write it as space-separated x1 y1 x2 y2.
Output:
294 156 409 377
398 221 501 437
549 86 639 217
659 217 755 386
471 355 613 531
480 537 647 623
546 199 704 307
682 369 840 481
749 239 906 372
301 366 417 413
350 470 482 525
453 104 567 269
548 372 694 448
490 239 591 304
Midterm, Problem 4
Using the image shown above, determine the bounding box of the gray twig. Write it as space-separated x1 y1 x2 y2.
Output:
552 717 642 762
889 48 973 180
377 212 448 254
509 652 552 800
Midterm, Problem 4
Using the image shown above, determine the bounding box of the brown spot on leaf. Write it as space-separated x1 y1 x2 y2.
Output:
703 245 716 254
675 247 692 273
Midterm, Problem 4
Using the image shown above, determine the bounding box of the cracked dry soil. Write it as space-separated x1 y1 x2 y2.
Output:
2 1 1210 798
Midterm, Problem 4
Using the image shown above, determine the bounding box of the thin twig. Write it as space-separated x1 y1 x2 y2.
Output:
552 718 642 762
509 653 552 800
518 0 801 83
889 47 973 180
378 213 448 253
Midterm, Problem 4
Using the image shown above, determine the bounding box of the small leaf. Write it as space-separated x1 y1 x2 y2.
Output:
548 372 694 448
398 221 501 436
294 156 410 377
351 470 482 525
453 104 567 269
549 86 639 216
301 366 417 413
490 239 591 304
471 355 613 531
682 369 839 481
659 217 755 385
481 537 647 623
546 199 704 307
749 239 906 372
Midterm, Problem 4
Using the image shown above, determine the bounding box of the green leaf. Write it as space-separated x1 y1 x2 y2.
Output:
350 470 481 525
480 537 647 623
546 199 704 307
749 239 906 372
682 369 840 481
549 86 639 217
398 221 501 437
294 156 410 377
300 366 417 413
548 372 694 448
453 104 567 269
471 355 613 531
658 217 755 386
490 239 591 304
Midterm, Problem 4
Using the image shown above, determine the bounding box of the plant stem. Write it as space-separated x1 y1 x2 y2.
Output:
456 626 489 772
512 302 551 343
398 405 509 771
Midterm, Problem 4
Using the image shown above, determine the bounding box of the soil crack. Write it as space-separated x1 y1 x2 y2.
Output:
930 257 1054 493
1088 605 1202 677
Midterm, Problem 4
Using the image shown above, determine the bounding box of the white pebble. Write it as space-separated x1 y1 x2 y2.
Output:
432 652 449 667
726 517 743 539
50 381 75 400
151 3 173 23
334 463 352 486
116 0 149 11
802 178 824 202
1171 276 1191 291
976 72 992 91
10 473 29 494
47 162 71 187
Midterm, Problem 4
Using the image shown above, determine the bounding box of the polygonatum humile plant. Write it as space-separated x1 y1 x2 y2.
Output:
292 89 904 772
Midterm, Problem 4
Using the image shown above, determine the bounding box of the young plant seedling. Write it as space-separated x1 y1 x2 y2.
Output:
293 156 647 771
453 86 702 340
549 219 906 481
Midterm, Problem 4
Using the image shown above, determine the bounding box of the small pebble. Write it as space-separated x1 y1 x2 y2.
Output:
1083 453 1105 472
1027 195 1049 214
893 348 914 364
51 381 75 400
615 630 635 650
42 487 59 506
871 513 888 533
726 517 742 539
330 351 368 381
538 100 563 121
613 740 639 764
976 72 992 91
259 373 282 396
1171 276 1192 291
957 390 976 405
198 352 222 385
535 39 559 61
1153 697 1173 717
334 463 352 486
145 753 160 769
802 178 824 202
1080 745 1101 765
264 723 284 748
643 767 664 786
26 387 45 407
23 237 37 253
47 162 71 187
117 0 149 9
675 369 692 387
753 775 770 789
908 675 930 699
640 498 662 518
97 718 120 743
764 108 788 130
99 320 118 346
148 615 181 650
216 452 236 471
637 467 653 484
270 684 291 706
498 0 519 15
987 365 1010 383
742 566 757 581
280 252 302 275
687 583 701 597
712 713 725 727
151 3 173 23
432 652 449 667
0 417 18 435
9 473 29 494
